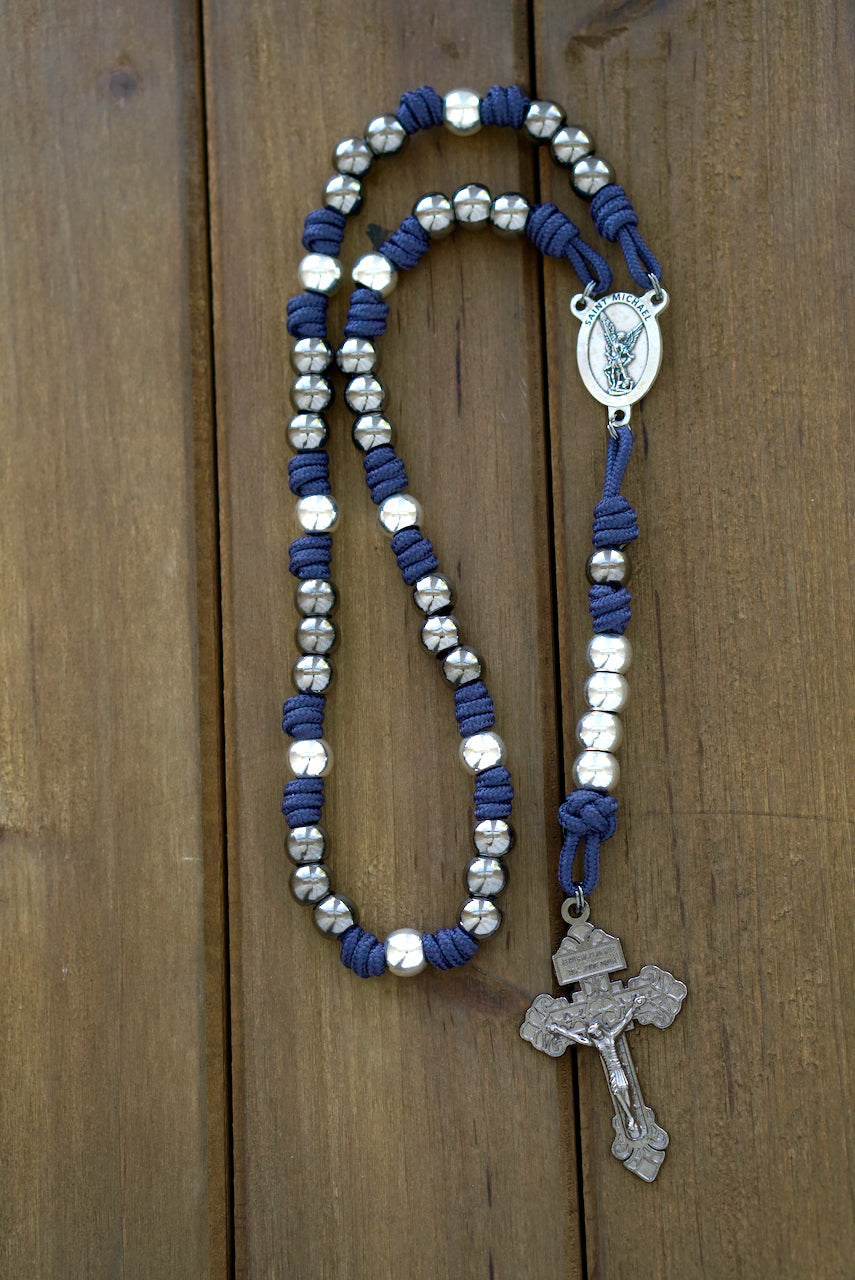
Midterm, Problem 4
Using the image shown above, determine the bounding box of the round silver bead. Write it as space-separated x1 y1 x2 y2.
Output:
459 897 502 938
421 614 460 655
296 494 339 534
413 192 455 238
286 824 326 864
365 113 407 155
586 548 630 585
288 737 332 778
287 413 327 452
452 183 492 228
490 192 530 236
290 862 331 904
337 337 377 374
352 252 397 298
443 89 482 135
551 125 594 168
297 253 342 296
333 136 372 176
291 338 333 374
442 646 481 686
297 616 336 655
576 710 623 753
572 750 620 792
466 856 507 897
378 493 422 535
293 654 332 694
473 819 513 857
314 893 357 936
345 373 385 413
352 414 393 451
384 928 427 977
586 633 632 673
585 671 629 713
413 574 453 615
291 374 332 413
324 173 362 216
571 155 616 198
459 730 505 773
524 100 566 142
296 579 336 617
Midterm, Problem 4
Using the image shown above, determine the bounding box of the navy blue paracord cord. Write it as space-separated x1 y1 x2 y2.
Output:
283 84 661 974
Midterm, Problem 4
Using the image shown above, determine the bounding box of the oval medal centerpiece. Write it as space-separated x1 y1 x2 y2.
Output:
573 287 669 411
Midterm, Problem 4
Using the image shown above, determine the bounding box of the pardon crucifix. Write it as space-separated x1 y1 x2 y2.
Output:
520 902 687 1182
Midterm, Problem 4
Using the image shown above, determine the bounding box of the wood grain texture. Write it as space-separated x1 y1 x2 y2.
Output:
203 1 579 1276
0 2 222 1275
537 1 855 1275
3 0 855 1275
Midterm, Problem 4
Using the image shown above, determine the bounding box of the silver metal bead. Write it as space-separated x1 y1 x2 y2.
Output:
378 493 422 535
297 253 342 296
413 574 453 615
524 100 566 142
337 337 377 374
287 737 333 778
292 337 333 374
466 856 507 896
452 183 492 227
572 750 620 792
291 374 333 413
571 155 616 198
413 192 455 238
576 710 623 753
286 824 326 864
290 862 331 904
296 494 339 534
490 192 530 236
586 547 630 585
293 654 332 694
384 928 427 976
586 633 632 673
365 114 407 155
325 173 362 216
287 413 327 451
352 252 397 297
443 89 482 135
352 414 393 451
345 373 385 413
550 125 594 168
333 136 372 176
585 671 629 713
296 579 336 616
459 730 505 773
421 614 459 655
459 897 502 938
297 616 336 655
473 819 513 857
442 646 481 686
314 893 357 936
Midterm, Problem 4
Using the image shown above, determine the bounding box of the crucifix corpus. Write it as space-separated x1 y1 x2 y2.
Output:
520 902 687 1182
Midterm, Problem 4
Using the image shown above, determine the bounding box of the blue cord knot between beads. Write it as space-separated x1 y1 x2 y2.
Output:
479 84 531 128
557 788 618 897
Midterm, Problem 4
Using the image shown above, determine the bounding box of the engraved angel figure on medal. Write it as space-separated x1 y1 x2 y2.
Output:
521 900 687 1182
572 277 669 431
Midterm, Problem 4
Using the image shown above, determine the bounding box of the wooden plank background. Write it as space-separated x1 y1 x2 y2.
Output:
1 0 853 1275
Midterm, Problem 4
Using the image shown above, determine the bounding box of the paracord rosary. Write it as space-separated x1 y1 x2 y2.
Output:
281 84 687 1183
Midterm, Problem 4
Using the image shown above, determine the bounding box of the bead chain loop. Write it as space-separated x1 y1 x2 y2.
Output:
282 85 657 978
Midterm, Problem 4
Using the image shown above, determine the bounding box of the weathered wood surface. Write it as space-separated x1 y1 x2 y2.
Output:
0 2 226 1276
2 0 854 1275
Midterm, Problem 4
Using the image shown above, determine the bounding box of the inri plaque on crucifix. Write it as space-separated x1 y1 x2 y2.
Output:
520 902 687 1182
